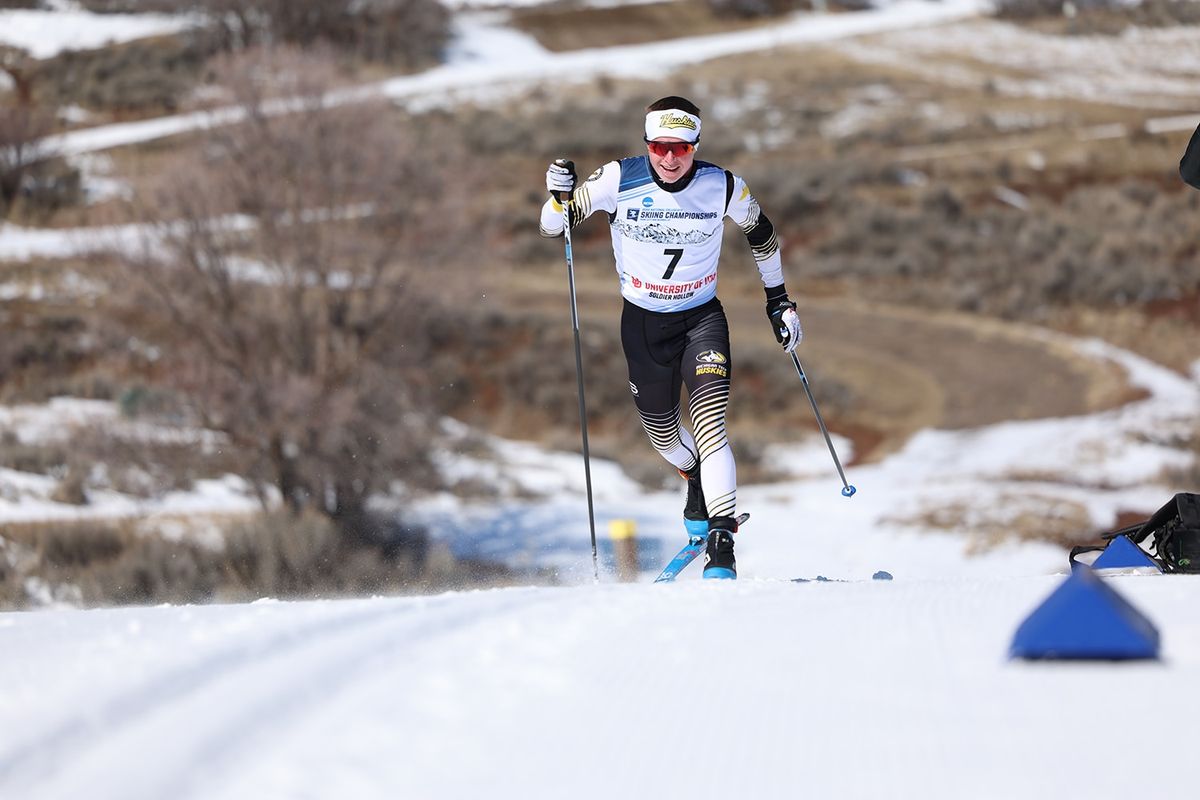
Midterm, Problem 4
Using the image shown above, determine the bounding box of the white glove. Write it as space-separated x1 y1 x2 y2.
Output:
778 307 803 352
545 159 576 200
767 296 803 353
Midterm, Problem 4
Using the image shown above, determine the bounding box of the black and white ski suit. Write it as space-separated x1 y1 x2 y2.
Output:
540 156 785 520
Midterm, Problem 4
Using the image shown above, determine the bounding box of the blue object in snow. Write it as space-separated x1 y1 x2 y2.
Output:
1009 565 1160 661
1091 535 1162 572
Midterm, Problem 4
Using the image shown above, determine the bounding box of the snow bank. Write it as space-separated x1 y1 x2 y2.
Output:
0 3 195 60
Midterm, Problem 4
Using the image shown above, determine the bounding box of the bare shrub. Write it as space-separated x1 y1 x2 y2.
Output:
0 104 55 218
30 30 221 114
0 511 526 609
49 463 89 505
78 0 451 68
995 0 1200 27
802 179 1200 320
994 0 1121 19
220 510 431 598
6 157 82 224
106 47 474 540
707 0 804 17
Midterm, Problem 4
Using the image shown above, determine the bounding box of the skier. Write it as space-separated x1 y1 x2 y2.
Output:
539 96 802 580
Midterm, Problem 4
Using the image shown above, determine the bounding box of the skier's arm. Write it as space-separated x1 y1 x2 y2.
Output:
726 175 783 289
539 160 619 238
727 175 801 351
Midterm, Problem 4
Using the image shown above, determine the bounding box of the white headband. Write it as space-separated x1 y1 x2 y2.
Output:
645 109 701 143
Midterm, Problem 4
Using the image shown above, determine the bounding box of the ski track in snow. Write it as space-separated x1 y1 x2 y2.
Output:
1 578 1199 798
0 589 557 799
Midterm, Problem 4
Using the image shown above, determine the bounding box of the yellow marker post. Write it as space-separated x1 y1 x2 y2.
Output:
609 519 639 582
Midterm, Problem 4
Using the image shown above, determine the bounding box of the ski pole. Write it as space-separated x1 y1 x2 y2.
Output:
561 191 601 581
789 352 857 498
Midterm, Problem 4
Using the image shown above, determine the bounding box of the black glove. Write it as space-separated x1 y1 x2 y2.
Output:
546 159 577 202
765 291 803 352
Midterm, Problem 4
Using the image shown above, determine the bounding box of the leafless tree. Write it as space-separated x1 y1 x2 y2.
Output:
0 47 54 218
108 47 472 538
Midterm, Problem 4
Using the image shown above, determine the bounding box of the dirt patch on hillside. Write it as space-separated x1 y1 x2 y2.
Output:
504 260 1140 467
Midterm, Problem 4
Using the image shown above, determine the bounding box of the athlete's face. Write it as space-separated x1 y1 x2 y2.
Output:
646 137 696 184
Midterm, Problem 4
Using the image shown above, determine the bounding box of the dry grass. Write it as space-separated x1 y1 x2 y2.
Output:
0 510 545 611
510 0 770 52
885 494 1098 553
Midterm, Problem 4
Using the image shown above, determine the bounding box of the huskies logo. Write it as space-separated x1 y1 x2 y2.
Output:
658 112 698 132
696 350 727 365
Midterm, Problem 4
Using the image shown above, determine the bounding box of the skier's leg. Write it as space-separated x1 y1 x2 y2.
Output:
682 304 736 520
620 301 699 474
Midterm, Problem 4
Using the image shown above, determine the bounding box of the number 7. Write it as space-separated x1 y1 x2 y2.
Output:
662 248 683 280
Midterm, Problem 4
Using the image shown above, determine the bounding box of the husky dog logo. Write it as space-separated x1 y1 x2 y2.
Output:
696 350 727 365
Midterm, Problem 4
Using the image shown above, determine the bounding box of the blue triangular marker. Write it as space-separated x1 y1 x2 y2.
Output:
1092 535 1162 572
1009 566 1160 661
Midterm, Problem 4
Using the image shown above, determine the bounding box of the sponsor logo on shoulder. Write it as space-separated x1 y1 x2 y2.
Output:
587 166 604 182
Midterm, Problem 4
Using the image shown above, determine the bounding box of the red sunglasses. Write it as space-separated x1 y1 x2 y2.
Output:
645 139 696 158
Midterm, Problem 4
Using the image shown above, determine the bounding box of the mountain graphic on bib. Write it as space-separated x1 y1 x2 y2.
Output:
614 221 716 246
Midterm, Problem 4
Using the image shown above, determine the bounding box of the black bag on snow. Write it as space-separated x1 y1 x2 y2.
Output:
1181 123 1200 190
1101 493 1200 573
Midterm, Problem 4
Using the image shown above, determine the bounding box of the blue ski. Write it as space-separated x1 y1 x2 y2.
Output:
654 513 749 583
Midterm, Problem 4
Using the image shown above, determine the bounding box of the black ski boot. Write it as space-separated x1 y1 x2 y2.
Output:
679 464 708 540
702 516 738 580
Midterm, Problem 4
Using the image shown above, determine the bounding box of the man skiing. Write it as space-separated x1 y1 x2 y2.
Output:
539 96 802 580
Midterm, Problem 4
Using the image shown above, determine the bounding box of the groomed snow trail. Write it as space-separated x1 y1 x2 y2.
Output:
2 576 1199 799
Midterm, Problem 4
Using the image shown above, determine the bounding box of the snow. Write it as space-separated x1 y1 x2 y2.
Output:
0 2 195 60
0 399 258 524
0 573 1198 798
833 18 1200 110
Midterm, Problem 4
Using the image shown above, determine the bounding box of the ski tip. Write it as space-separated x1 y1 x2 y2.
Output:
872 570 893 581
